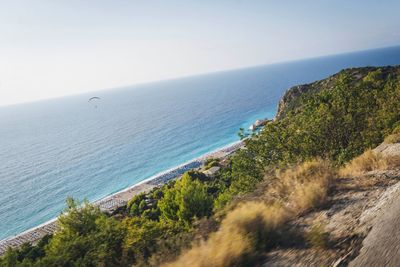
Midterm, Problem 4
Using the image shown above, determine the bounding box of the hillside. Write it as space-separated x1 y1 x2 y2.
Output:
1 66 400 267
262 142 400 266
276 66 398 119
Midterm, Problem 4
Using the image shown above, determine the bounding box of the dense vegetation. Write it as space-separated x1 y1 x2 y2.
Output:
2 66 400 267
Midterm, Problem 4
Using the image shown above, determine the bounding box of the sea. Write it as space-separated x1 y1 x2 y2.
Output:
1 46 400 240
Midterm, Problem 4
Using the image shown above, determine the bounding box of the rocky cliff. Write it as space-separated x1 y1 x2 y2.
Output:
275 66 396 120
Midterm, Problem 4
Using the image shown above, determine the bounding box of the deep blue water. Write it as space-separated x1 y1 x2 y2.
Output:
1 46 400 240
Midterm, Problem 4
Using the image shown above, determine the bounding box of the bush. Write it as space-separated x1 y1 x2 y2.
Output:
245 67 400 167
392 124 400 135
159 172 213 225
166 202 289 267
271 159 334 213
204 158 220 166
205 160 219 170
339 149 400 177
204 158 220 170
213 191 233 210
290 182 329 213
7 66 400 267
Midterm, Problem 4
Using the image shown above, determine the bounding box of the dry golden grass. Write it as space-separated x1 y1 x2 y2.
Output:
166 160 336 267
290 182 329 213
164 202 289 267
384 133 400 144
339 149 400 177
271 159 334 213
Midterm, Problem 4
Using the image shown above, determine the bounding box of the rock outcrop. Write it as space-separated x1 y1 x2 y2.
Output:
276 84 312 120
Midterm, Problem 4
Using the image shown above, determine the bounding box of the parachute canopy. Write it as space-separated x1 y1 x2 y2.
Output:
88 96 101 102
88 97 101 109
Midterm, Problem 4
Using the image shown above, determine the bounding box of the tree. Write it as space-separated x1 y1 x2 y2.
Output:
1 248 18 267
159 172 213 225
42 198 126 267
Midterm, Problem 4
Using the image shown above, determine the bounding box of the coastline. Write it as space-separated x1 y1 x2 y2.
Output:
0 140 244 255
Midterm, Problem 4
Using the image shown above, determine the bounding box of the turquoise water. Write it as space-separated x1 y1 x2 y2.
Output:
1 46 400 240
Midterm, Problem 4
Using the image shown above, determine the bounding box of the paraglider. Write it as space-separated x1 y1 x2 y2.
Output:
88 97 101 108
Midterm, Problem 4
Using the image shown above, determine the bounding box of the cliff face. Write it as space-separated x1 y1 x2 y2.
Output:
275 74 339 120
276 84 312 119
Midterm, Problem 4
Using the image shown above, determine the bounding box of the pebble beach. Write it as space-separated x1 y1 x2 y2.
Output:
0 140 243 255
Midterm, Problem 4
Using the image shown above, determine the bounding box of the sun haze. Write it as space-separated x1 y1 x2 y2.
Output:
0 0 399 106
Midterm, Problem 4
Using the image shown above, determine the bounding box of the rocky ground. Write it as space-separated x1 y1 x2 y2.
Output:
261 143 400 267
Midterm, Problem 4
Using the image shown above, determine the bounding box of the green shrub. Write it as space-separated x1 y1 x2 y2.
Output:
159 172 213 225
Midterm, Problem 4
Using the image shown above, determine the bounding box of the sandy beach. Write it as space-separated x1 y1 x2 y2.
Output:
0 140 243 255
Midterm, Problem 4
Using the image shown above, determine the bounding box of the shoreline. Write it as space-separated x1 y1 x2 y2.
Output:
0 140 244 255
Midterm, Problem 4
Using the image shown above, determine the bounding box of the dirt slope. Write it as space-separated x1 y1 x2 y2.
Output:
262 142 400 267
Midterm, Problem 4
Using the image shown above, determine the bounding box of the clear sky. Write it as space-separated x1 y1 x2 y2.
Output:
0 0 399 106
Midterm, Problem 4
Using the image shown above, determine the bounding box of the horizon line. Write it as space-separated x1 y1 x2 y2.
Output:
1 43 399 109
